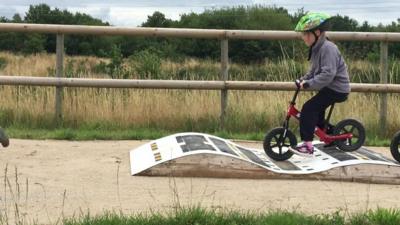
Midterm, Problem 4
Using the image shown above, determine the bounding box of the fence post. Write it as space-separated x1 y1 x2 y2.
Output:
220 39 229 129
55 34 64 124
379 41 388 135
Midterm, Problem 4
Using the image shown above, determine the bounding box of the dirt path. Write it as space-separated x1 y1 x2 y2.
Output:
1 139 399 224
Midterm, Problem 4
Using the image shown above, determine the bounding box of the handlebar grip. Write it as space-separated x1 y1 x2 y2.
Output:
295 79 301 88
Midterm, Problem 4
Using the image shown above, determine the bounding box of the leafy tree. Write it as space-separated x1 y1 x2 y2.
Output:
380 20 400 58
1 4 400 62
12 14 23 23
22 4 110 55
173 6 296 62
24 4 52 24
142 11 173 27
331 15 359 31
22 33 45 54
0 14 27 51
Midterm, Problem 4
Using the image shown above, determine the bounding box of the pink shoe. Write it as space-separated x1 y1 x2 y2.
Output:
289 143 314 157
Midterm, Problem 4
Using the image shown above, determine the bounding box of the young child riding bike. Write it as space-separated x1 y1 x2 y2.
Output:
289 12 350 157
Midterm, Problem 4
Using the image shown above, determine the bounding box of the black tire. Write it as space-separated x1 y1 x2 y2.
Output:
390 131 400 163
332 119 365 152
0 127 9 148
263 127 297 161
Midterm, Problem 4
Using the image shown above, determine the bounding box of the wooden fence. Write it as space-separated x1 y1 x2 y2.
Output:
1 23 400 131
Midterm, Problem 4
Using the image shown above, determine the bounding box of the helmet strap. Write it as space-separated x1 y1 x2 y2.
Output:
307 31 319 61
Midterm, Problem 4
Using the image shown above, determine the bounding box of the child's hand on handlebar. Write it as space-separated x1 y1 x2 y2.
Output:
300 80 310 89
300 80 306 88
295 79 307 89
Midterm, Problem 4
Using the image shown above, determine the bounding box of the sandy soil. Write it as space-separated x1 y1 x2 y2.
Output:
0 139 400 224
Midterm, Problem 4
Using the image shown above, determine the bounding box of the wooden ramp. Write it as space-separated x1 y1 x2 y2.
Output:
130 133 400 185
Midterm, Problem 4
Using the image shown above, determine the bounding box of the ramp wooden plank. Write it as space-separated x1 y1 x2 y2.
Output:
130 133 400 184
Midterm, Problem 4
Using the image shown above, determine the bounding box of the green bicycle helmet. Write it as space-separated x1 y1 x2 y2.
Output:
295 12 331 60
295 12 331 32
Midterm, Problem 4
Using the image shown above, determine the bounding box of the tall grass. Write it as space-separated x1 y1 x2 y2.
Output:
0 51 399 141
62 207 400 225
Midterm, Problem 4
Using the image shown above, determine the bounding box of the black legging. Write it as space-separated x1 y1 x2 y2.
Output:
300 87 348 141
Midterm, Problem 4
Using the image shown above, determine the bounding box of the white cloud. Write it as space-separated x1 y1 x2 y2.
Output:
108 7 206 26
0 5 28 19
67 6 111 23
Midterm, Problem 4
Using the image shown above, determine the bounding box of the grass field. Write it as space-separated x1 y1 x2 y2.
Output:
61 207 400 225
0 52 399 144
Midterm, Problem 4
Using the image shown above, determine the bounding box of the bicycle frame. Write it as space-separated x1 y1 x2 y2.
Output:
283 81 353 145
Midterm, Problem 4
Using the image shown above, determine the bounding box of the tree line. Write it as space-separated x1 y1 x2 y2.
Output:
1 4 400 62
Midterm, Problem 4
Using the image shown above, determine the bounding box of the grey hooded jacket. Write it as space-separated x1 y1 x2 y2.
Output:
303 34 350 93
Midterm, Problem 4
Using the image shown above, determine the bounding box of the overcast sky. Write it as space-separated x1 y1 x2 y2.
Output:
0 0 399 27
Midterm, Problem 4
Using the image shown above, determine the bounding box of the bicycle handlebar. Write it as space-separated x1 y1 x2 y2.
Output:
290 79 302 104
295 79 301 89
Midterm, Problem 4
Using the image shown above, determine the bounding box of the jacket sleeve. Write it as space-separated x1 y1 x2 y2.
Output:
300 70 313 80
305 46 338 90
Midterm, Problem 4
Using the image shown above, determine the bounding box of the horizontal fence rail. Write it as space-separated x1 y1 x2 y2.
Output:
0 22 397 131
1 76 400 93
2 23 400 41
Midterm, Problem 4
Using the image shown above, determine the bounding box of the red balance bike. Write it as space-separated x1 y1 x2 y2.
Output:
390 131 400 163
263 80 366 161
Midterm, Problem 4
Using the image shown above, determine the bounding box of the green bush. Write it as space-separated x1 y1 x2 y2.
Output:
92 45 130 79
130 49 161 79
22 33 45 54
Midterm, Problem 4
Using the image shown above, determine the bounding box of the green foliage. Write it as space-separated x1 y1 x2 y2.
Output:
3 126 391 146
24 4 53 24
349 208 400 225
331 15 359 31
142 11 174 27
65 59 91 78
6 57 400 143
0 56 7 70
92 61 109 75
174 6 296 62
24 4 106 25
0 3 111 56
46 58 92 78
93 45 130 79
2 4 400 62
129 49 162 79
22 33 45 54
6 127 171 141
61 207 400 225
108 45 124 78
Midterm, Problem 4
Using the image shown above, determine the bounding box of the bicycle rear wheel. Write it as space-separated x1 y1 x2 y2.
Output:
332 119 365 152
390 131 400 163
